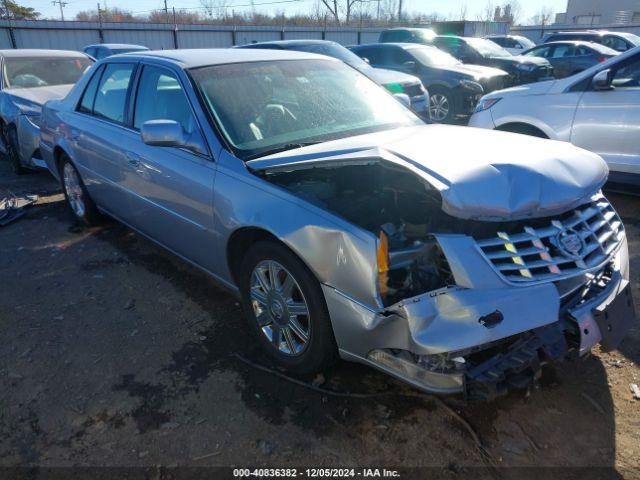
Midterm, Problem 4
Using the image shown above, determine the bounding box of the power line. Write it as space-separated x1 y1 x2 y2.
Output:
130 0 303 14
52 0 68 19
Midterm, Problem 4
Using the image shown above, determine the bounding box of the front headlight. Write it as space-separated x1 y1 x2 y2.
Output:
516 63 536 72
24 112 42 129
458 79 483 90
474 97 501 113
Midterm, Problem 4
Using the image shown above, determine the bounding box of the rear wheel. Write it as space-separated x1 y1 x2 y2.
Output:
59 155 101 226
429 88 455 123
239 240 337 375
5 126 27 175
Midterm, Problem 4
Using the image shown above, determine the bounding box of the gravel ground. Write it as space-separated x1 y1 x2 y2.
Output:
0 159 639 478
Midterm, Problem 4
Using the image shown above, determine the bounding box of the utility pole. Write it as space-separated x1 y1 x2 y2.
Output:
52 0 68 20
163 0 169 23
376 0 380 22
397 0 402 23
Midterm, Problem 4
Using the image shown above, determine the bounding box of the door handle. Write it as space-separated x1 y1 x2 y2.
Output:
125 151 140 167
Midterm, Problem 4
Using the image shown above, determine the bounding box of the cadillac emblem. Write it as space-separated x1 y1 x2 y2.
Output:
555 228 585 258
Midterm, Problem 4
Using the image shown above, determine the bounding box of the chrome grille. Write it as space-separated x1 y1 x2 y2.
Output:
476 194 624 284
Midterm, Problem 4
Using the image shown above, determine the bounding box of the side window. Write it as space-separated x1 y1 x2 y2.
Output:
93 63 135 124
358 48 382 65
610 55 640 89
602 35 628 52
525 46 549 58
95 48 109 60
550 45 575 58
133 65 196 134
576 46 591 56
85 47 97 58
490 37 505 47
78 65 104 113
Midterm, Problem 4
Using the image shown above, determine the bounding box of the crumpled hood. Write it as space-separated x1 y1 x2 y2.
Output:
248 125 608 221
4 84 73 112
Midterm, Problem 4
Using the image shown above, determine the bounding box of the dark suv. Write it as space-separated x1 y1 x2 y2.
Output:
351 43 509 122
432 35 554 85
542 30 640 52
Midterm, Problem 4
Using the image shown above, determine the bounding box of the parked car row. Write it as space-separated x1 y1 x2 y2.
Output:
0 42 635 400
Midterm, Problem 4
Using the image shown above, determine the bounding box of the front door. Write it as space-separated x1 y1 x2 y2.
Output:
571 53 640 179
121 64 217 271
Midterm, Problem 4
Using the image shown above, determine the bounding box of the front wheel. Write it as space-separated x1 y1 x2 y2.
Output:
239 240 337 375
60 156 101 226
428 88 455 123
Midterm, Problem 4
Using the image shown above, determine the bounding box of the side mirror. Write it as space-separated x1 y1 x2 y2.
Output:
403 60 417 71
141 119 207 155
393 93 411 108
592 69 613 91
141 119 186 147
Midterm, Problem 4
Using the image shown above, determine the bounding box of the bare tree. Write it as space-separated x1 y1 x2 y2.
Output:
475 0 494 21
504 0 522 24
200 0 228 19
529 5 553 25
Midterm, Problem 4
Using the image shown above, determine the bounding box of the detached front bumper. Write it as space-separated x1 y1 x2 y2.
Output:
16 114 46 169
323 238 634 399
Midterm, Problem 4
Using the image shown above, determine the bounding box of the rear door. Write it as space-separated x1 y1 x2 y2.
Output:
72 61 138 219
121 62 218 270
547 44 576 78
571 52 640 178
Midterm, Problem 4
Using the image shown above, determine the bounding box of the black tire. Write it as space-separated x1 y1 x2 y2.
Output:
428 87 456 123
497 124 548 139
239 240 338 375
5 126 27 175
59 155 101 226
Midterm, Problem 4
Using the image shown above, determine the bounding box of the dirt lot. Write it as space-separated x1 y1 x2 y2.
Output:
0 159 639 478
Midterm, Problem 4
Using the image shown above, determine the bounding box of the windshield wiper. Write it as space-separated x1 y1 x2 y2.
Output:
245 142 321 161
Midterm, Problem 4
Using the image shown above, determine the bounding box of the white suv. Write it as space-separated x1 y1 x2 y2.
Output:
469 47 640 190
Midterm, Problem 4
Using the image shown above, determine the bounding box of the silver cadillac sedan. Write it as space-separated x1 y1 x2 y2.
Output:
0 49 93 174
39 49 635 400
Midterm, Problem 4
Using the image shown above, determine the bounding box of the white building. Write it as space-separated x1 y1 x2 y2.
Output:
558 0 640 25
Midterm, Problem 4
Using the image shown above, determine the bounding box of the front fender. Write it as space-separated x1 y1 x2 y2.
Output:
213 151 381 309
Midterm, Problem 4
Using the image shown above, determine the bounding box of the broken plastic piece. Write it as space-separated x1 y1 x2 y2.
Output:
0 193 37 226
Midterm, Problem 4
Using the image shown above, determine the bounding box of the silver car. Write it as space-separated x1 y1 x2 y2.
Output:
40 49 635 400
469 47 640 189
0 49 93 174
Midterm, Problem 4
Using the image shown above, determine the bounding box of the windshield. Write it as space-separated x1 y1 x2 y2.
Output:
191 59 420 160
290 43 369 69
466 38 513 58
3 56 93 89
408 46 461 67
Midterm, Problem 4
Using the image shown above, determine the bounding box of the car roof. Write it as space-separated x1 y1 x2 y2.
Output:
238 39 337 48
116 48 332 68
357 42 440 50
383 27 434 32
85 43 149 50
0 49 89 58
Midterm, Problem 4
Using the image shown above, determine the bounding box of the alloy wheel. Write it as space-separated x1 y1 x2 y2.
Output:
429 93 450 122
249 260 311 356
63 163 86 218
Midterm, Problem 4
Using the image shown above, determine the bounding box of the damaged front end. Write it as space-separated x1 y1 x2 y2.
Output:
252 147 634 401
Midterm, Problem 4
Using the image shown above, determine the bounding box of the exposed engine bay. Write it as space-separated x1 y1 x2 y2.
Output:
259 161 456 305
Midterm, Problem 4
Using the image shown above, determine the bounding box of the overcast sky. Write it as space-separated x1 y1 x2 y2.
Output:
32 0 568 24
